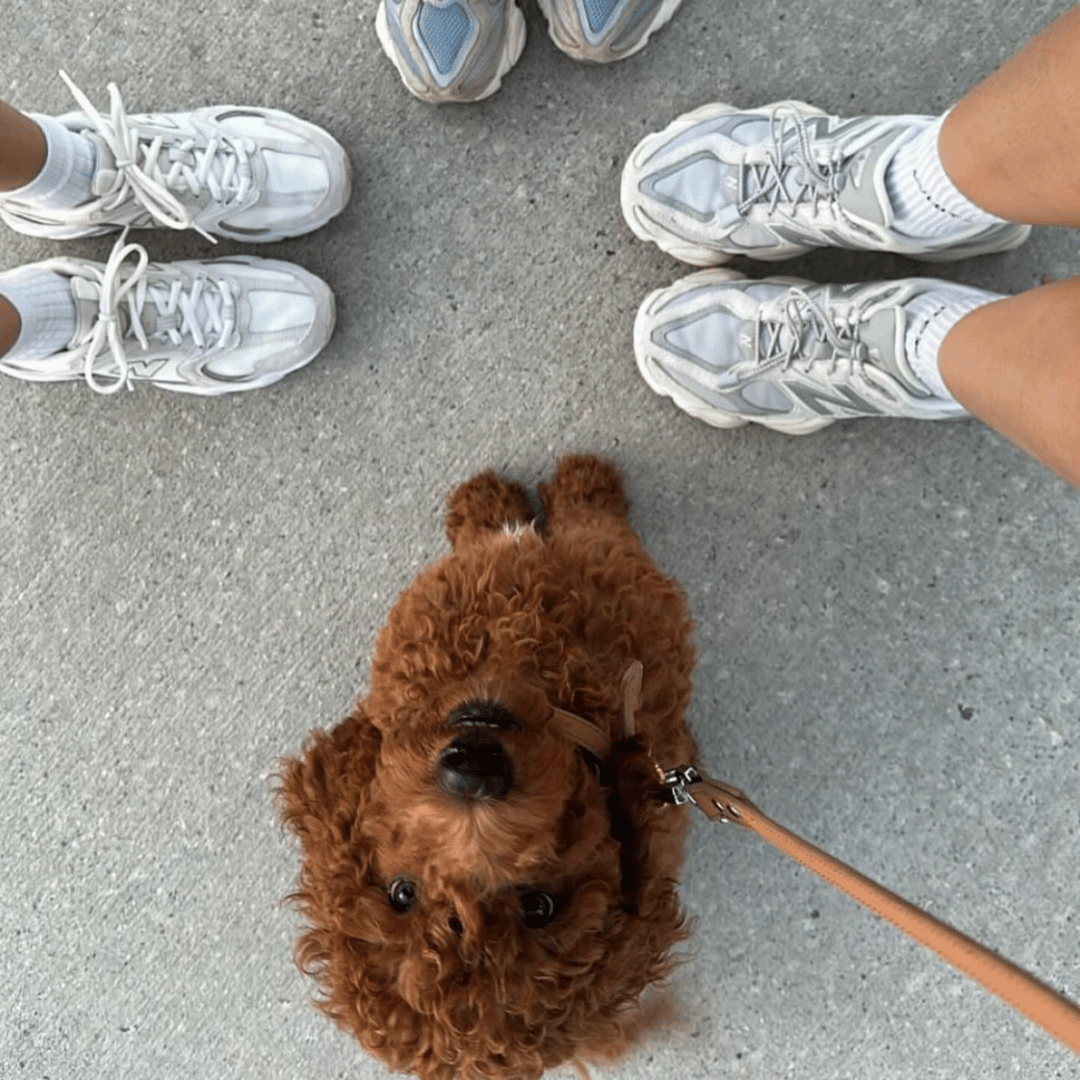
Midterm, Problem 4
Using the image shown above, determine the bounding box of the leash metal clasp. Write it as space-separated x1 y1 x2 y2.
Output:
660 764 703 806
659 764 750 823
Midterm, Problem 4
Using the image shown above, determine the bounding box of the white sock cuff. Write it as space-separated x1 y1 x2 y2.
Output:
905 286 999 402
4 114 96 210
0 267 77 362
889 114 1009 236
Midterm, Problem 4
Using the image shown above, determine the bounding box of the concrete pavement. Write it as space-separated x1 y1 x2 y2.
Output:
2 1 1078 1078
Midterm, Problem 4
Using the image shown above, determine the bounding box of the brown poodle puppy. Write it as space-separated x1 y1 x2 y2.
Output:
278 454 697 1080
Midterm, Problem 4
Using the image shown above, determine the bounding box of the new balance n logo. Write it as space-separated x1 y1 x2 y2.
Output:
789 382 883 416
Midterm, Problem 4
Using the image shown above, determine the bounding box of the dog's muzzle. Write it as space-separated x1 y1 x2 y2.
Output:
437 663 650 801
438 727 516 800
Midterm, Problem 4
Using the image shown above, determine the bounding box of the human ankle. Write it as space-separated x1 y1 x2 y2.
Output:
0 295 22 357
0 114 96 209
904 286 1000 401
0 268 77 363
0 103 48 190
886 115 1008 238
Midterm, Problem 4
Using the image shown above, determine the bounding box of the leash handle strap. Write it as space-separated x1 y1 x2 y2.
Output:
678 769 1080 1055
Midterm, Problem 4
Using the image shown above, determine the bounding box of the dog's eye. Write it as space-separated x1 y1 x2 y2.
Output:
388 877 418 914
520 891 557 929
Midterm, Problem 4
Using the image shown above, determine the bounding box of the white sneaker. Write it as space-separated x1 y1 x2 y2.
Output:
634 269 986 433
537 0 684 63
0 72 351 242
0 237 335 395
375 0 526 103
621 100 1030 265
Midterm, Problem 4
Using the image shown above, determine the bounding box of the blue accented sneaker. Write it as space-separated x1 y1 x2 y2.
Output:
621 101 1031 265
537 0 684 62
0 72 351 244
633 268 984 433
0 238 335 396
375 0 526 103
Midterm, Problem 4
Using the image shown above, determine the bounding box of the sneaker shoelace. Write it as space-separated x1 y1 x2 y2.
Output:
70 235 237 394
737 287 890 388
737 107 847 219
59 70 254 243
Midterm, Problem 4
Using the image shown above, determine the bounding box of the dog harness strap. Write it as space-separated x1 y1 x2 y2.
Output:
619 661 643 737
549 707 613 761
549 661 646 759
672 768 1080 1054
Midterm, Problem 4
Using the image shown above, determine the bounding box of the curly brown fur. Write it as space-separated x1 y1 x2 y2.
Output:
279 455 697 1080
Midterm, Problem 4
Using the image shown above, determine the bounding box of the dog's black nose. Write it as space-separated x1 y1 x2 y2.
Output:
437 730 514 800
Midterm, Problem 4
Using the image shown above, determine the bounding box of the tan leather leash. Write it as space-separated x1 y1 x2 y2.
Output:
661 764 1080 1055
550 663 1079 1054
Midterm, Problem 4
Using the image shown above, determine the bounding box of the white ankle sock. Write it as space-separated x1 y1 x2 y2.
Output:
2 114 97 210
904 286 999 402
0 268 77 362
886 115 1008 239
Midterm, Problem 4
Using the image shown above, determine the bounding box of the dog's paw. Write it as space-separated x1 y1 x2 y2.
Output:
539 454 629 524
445 470 535 549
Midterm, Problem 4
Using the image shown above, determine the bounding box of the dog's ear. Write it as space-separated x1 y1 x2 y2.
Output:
444 470 535 549
538 454 630 527
277 705 381 839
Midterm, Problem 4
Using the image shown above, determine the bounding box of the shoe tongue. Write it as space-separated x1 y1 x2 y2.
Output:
835 132 898 228
71 276 106 339
861 307 896 358
85 132 121 197
860 305 921 392
71 273 168 343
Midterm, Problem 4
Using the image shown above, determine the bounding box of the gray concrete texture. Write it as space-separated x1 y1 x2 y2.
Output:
2 0 1078 1077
